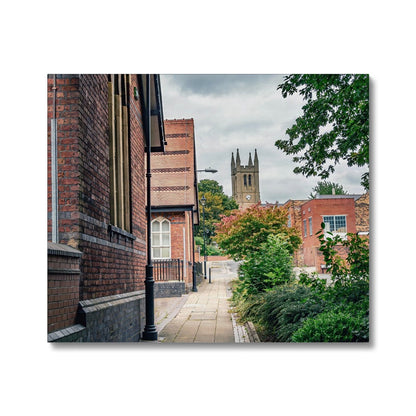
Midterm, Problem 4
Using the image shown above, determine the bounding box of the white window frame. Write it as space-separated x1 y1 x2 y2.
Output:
151 217 171 259
322 215 347 239
309 217 313 236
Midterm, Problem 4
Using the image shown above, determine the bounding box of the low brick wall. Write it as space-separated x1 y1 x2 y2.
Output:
48 242 82 334
155 281 186 298
75 291 146 342
48 324 87 342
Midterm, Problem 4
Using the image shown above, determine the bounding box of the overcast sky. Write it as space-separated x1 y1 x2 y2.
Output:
160 74 367 203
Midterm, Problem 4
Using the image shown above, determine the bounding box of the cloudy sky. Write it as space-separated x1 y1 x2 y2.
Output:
160 74 367 203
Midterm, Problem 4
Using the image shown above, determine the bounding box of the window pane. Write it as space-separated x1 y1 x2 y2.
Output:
161 220 169 232
162 233 170 245
152 233 160 246
153 248 161 258
323 216 335 232
309 217 312 235
303 220 307 236
161 247 170 258
152 221 160 232
335 216 346 233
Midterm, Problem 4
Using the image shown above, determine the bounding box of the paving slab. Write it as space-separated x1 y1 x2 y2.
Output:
159 262 237 343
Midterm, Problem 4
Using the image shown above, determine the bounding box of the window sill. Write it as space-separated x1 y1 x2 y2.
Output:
108 224 136 241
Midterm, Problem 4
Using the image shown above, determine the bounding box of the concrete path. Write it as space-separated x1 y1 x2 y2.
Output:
157 261 237 343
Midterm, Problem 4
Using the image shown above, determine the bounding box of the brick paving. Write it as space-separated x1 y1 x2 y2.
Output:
157 261 237 343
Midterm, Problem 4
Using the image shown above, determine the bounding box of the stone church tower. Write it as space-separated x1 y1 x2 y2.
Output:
231 149 260 209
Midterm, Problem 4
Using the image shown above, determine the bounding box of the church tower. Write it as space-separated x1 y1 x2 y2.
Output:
231 149 260 209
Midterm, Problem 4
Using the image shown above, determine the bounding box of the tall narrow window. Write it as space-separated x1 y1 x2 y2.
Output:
248 174 252 186
244 174 247 186
309 217 312 236
303 219 307 237
108 74 131 232
152 218 171 259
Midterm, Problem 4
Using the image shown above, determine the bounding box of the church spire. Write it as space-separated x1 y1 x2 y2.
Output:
236 148 241 166
231 152 235 170
248 152 253 166
254 148 259 170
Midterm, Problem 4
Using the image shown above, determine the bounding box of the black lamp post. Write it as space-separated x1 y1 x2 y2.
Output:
200 195 207 279
142 74 157 341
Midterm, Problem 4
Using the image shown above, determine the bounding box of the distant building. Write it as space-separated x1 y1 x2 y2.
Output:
231 149 260 209
150 119 200 292
284 193 370 273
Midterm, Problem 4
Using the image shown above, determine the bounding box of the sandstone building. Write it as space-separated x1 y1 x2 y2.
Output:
231 149 260 209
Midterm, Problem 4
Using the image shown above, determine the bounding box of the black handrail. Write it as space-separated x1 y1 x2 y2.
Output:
153 259 184 281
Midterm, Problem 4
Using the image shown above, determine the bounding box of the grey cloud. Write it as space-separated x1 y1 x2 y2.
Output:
160 74 366 204
163 74 286 96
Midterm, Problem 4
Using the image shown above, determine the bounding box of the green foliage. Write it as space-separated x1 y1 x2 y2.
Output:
309 180 348 199
317 224 369 283
276 74 369 190
215 204 302 261
255 284 325 342
292 308 369 342
196 179 238 242
195 236 223 256
231 224 370 342
290 225 370 342
238 235 294 296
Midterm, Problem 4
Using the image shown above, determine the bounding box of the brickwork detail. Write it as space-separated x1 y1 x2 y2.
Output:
47 243 82 334
47 74 147 302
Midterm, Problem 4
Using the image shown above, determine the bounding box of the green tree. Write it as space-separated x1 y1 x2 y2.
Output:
196 179 238 241
309 180 348 199
215 203 302 261
238 234 295 296
275 74 369 190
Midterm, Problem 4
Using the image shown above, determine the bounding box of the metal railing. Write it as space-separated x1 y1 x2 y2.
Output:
153 259 184 281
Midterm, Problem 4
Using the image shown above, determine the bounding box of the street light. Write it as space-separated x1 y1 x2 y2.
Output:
192 167 217 291
197 167 218 173
200 195 207 279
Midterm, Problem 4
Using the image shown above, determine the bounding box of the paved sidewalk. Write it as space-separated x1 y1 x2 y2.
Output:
158 262 236 343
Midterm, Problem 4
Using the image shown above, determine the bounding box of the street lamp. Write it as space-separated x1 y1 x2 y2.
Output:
200 195 207 279
197 167 218 173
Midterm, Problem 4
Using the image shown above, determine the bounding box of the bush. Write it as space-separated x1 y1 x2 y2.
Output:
238 234 294 296
292 309 369 342
255 284 325 342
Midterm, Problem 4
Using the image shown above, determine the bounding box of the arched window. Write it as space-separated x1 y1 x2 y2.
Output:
151 217 171 259
243 174 247 186
248 174 252 186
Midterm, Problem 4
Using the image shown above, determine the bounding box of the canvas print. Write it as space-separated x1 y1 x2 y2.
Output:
47 74 369 343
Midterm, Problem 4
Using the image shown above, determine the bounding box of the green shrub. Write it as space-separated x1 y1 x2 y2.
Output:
238 234 294 296
292 309 369 342
255 284 325 342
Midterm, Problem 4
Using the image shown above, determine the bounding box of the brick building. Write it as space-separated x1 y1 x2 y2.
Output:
283 194 370 272
150 119 200 293
47 74 165 342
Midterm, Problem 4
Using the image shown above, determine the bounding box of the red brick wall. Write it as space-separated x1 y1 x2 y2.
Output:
48 252 81 333
47 75 147 301
151 211 194 286
300 198 357 269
